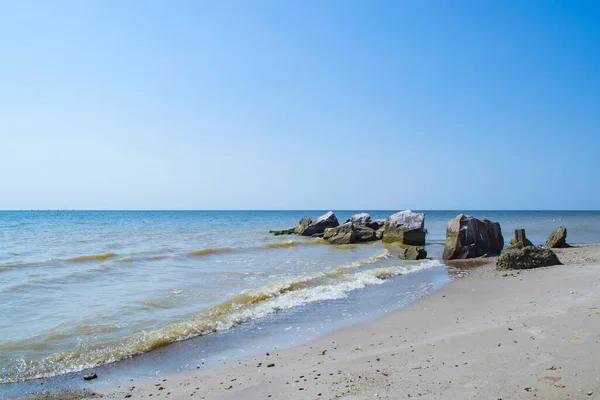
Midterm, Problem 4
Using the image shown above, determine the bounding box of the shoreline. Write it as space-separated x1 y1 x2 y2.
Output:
11 243 600 399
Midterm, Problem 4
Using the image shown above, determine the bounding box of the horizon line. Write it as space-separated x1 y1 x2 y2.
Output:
1 209 599 212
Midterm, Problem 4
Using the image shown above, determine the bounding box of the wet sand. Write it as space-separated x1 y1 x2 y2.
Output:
17 244 600 399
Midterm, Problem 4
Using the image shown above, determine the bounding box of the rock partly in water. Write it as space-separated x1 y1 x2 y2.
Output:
302 211 339 236
269 228 296 236
507 228 534 249
375 227 385 240
367 219 385 231
323 223 355 244
346 213 371 225
354 224 377 242
269 216 312 236
397 245 427 260
496 246 561 270
294 217 313 235
545 226 568 248
323 222 377 244
442 214 504 260
382 210 426 245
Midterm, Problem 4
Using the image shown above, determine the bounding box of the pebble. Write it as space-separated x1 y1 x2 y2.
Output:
84 373 98 380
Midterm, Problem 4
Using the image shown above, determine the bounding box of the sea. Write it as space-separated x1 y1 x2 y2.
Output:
1 210 599 391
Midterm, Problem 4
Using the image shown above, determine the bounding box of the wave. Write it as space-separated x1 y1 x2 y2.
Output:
187 247 234 256
0 260 44 272
256 239 320 249
115 255 168 263
63 253 117 263
1 239 329 273
2 264 113 293
0 258 442 383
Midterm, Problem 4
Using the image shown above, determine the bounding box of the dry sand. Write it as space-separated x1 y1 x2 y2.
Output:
23 245 600 400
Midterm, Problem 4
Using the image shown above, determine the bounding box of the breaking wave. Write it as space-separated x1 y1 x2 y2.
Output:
0 258 442 383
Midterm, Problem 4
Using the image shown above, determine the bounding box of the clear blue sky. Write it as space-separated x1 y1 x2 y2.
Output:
1 0 598 210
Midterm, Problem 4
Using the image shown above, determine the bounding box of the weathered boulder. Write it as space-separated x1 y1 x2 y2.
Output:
507 229 533 249
375 227 385 240
397 246 427 260
545 226 567 248
294 217 313 235
367 219 385 231
382 211 426 245
323 223 377 244
302 211 339 236
347 213 371 225
323 223 354 244
442 214 504 260
496 246 561 270
354 224 377 242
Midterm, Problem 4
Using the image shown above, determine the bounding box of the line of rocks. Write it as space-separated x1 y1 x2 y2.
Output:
270 212 570 268
270 210 428 260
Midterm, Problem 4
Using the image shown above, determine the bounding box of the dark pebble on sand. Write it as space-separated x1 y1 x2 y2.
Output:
84 373 98 380
267 363 275 367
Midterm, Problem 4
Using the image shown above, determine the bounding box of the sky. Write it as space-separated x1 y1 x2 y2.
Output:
0 0 598 210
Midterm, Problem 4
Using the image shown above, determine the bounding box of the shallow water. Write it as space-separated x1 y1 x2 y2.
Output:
0 210 598 385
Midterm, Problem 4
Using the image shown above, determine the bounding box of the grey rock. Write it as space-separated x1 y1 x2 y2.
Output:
496 246 561 270
397 246 427 260
84 373 98 380
269 216 312 236
323 223 355 244
443 214 504 260
269 228 295 236
302 211 339 236
545 226 568 248
375 227 385 240
367 219 385 231
349 213 371 225
323 222 377 244
354 224 377 242
382 210 426 245
294 217 313 235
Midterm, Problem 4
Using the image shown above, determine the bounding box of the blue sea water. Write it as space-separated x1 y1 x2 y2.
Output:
0 210 598 387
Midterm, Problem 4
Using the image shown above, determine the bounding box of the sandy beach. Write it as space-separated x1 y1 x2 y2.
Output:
22 243 598 400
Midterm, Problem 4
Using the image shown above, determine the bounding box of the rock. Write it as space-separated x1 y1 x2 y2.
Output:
348 213 371 225
83 373 98 380
442 214 504 260
324 223 355 244
367 219 385 231
353 224 377 242
301 211 339 236
375 227 384 240
269 228 295 236
507 228 533 249
545 226 568 248
382 211 426 245
269 217 312 236
496 246 561 270
397 246 427 260
323 223 377 244
294 217 313 235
